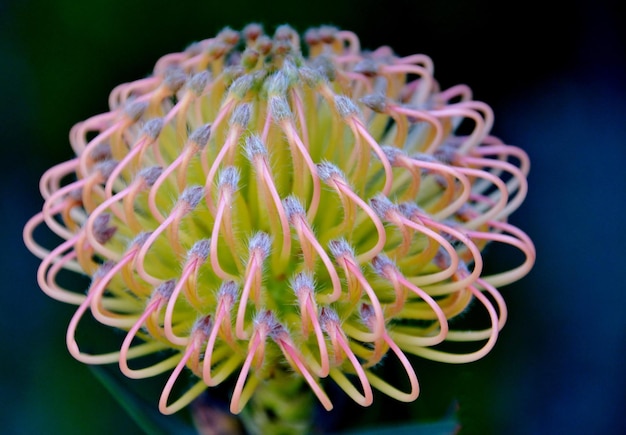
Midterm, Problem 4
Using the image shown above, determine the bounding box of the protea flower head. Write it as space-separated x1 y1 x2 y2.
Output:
24 24 535 433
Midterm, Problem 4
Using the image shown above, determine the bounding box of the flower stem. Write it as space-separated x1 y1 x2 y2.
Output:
240 368 315 435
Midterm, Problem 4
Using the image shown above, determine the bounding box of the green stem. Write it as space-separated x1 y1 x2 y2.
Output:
240 368 315 435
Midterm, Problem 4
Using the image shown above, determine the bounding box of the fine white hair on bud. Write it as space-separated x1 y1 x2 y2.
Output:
229 103 252 127
193 315 213 336
266 70 291 96
92 213 116 244
217 166 240 191
319 307 341 331
188 239 211 262
371 254 397 277
188 71 210 95
138 166 163 186
291 272 315 294
129 231 152 249
316 161 345 182
218 280 239 303
298 66 324 88
281 60 299 81
380 145 405 165
179 185 204 209
359 303 376 327
248 231 272 259
253 309 280 332
143 118 164 139
92 261 115 281
189 123 212 148
156 279 176 299
269 95 292 121
124 100 148 121
223 66 245 85
282 195 305 221
94 160 118 179
397 202 423 219
328 238 355 259
369 194 397 219
353 59 379 77
310 55 336 81
360 93 387 113
334 95 359 118
163 68 187 93
229 74 255 99
89 143 112 161
244 134 267 160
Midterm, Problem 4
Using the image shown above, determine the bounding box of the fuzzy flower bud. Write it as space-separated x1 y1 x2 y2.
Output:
24 24 535 435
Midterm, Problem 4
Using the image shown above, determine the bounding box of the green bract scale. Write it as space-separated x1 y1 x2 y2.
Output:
24 24 535 434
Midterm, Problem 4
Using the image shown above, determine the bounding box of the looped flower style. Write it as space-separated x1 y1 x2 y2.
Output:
24 23 535 426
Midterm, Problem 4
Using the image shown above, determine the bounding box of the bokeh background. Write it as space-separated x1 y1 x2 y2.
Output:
2 0 625 433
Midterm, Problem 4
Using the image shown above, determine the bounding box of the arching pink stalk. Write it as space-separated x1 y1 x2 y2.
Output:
317 164 387 264
347 114 394 196
280 119 322 221
362 307 420 402
380 63 433 105
39 158 80 201
209 169 241 281
245 135 292 268
159 316 212 415
267 316 333 410
36 234 84 304
163 240 210 346
236 232 271 339
104 119 163 199
204 104 250 214
230 311 273 414
135 186 204 285
283 196 343 303
321 307 373 406
329 239 386 342
202 281 239 386
292 273 330 377
372 255 449 346
371 196 461 285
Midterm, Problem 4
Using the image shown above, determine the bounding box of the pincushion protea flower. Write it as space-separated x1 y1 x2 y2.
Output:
24 24 535 434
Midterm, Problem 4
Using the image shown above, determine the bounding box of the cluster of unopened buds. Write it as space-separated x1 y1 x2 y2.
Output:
24 23 534 431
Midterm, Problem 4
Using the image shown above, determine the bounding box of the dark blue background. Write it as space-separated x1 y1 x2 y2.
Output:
2 0 624 433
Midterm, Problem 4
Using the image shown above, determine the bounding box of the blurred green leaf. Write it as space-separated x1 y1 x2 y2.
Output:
89 366 196 435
